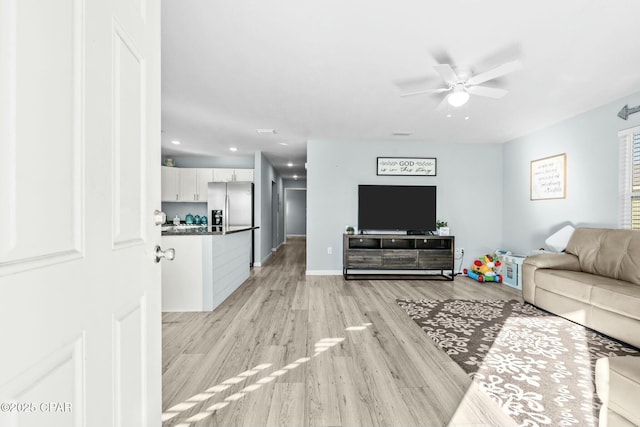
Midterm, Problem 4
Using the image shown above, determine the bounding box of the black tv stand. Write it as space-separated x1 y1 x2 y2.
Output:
343 233 455 280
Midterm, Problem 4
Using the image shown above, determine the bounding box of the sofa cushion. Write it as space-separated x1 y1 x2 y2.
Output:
566 228 640 285
535 270 596 303
591 283 640 322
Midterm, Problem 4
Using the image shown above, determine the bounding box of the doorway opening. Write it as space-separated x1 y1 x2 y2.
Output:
284 188 306 243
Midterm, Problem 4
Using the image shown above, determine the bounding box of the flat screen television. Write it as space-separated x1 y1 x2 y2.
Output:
358 185 436 233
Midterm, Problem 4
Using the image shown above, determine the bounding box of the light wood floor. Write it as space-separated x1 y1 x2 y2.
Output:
162 237 522 427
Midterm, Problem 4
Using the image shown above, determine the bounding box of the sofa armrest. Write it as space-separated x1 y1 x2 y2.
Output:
596 356 640 427
524 253 581 270
522 253 580 303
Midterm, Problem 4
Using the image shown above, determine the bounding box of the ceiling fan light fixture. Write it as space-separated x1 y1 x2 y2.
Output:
447 85 470 107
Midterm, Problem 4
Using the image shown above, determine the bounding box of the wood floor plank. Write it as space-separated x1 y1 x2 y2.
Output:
162 238 521 426
267 383 305 427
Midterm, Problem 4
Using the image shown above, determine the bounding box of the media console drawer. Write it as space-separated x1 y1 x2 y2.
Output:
346 250 382 268
418 253 452 269
383 250 418 268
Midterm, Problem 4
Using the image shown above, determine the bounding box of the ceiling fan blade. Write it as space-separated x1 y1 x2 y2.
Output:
433 64 459 85
467 85 509 99
466 60 523 86
435 96 450 111
400 87 450 97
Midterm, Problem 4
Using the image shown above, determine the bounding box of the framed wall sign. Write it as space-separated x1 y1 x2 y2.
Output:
377 157 437 176
530 153 566 200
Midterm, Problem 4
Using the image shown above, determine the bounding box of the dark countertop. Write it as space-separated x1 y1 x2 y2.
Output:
162 225 259 236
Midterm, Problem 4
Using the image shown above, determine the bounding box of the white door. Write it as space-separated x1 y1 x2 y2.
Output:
0 0 161 426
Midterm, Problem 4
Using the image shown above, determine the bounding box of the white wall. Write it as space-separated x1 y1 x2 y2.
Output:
307 140 503 274
502 91 640 253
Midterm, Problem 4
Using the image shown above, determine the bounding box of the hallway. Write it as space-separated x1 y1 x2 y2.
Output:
161 238 519 426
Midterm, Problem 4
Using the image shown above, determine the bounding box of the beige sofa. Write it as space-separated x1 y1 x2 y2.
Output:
523 228 640 427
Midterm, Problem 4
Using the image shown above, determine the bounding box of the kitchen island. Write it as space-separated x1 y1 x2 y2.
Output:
161 226 258 312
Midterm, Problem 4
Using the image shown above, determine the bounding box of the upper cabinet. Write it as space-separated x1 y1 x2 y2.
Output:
162 167 253 202
161 166 179 201
196 168 213 200
213 168 235 182
233 169 254 182
177 168 197 201
212 168 254 182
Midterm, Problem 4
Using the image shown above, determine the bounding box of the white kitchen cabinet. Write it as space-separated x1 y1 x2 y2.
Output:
213 168 235 182
196 168 213 201
177 168 213 202
178 168 198 201
234 168 254 182
161 166 179 201
213 168 254 182
162 167 252 202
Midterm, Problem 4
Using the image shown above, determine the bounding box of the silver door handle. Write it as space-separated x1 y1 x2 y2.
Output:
155 245 175 263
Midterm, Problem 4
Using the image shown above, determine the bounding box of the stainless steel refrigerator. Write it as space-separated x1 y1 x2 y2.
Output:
207 181 255 263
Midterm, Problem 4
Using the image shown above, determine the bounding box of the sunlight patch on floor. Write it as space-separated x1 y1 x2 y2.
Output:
162 323 372 425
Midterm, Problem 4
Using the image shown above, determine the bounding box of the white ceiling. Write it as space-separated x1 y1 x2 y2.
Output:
161 0 640 179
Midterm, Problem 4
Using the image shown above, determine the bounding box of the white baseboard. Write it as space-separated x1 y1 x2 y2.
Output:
306 270 343 276
257 252 272 267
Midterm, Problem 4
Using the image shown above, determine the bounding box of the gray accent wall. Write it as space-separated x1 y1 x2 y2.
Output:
282 179 307 241
254 151 284 265
285 189 307 236
307 140 503 273
162 202 207 222
502 91 640 254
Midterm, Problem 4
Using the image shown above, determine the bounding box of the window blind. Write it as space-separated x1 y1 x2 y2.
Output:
619 126 640 229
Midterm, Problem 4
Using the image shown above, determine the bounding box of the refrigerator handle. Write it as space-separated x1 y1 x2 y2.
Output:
225 193 229 228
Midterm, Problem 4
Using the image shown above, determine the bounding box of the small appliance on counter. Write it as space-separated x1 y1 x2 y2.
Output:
211 209 223 232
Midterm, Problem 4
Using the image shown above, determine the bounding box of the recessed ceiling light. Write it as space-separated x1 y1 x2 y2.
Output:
287 162 293 167
293 175 298 180
229 147 238 152
171 140 181 145
392 131 413 136
256 129 276 135
279 142 288 146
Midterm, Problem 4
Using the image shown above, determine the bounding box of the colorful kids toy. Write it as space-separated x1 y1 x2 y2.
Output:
464 254 503 283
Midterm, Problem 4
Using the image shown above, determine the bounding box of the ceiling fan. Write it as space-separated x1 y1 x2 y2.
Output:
400 60 523 108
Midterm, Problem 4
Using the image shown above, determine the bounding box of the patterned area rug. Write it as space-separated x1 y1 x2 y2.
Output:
396 299 640 427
